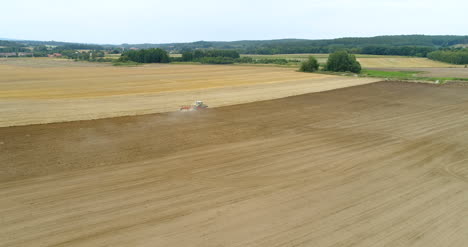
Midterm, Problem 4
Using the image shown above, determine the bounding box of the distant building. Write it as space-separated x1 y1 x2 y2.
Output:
129 47 139 50
48 53 63 58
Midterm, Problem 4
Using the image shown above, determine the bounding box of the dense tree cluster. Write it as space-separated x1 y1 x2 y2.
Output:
120 48 170 63
427 49 468 65
178 49 240 64
325 51 361 73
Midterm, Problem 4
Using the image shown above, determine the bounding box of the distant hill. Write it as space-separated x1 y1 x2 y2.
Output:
114 35 468 54
1 35 467 55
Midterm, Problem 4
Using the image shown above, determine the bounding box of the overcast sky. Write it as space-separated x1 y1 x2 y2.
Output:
1 0 466 44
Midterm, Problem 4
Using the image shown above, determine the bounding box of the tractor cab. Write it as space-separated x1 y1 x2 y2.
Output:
194 101 207 108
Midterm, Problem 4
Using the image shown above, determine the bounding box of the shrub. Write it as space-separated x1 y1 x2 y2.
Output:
325 51 361 73
299 56 319 72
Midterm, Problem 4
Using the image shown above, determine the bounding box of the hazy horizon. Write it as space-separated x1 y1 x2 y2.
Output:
1 0 467 44
2 34 468 46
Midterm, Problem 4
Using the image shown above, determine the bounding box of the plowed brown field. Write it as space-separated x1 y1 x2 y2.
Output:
1 81 468 246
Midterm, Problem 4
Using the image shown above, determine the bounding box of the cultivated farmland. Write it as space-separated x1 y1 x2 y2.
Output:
368 67 468 78
0 58 378 126
358 57 461 68
1 81 468 246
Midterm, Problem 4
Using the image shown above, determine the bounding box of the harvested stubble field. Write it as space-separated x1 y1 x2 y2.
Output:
242 54 460 68
356 57 460 68
0 58 377 127
1 81 468 246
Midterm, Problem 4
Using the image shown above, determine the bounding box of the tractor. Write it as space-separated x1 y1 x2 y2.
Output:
179 101 208 111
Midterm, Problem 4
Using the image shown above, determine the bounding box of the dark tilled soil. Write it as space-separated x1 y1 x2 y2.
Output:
1 81 468 246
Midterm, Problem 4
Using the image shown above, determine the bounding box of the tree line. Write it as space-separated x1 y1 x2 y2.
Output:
179 50 302 65
181 49 240 62
118 48 300 65
359 46 435 57
427 49 468 65
119 48 170 63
